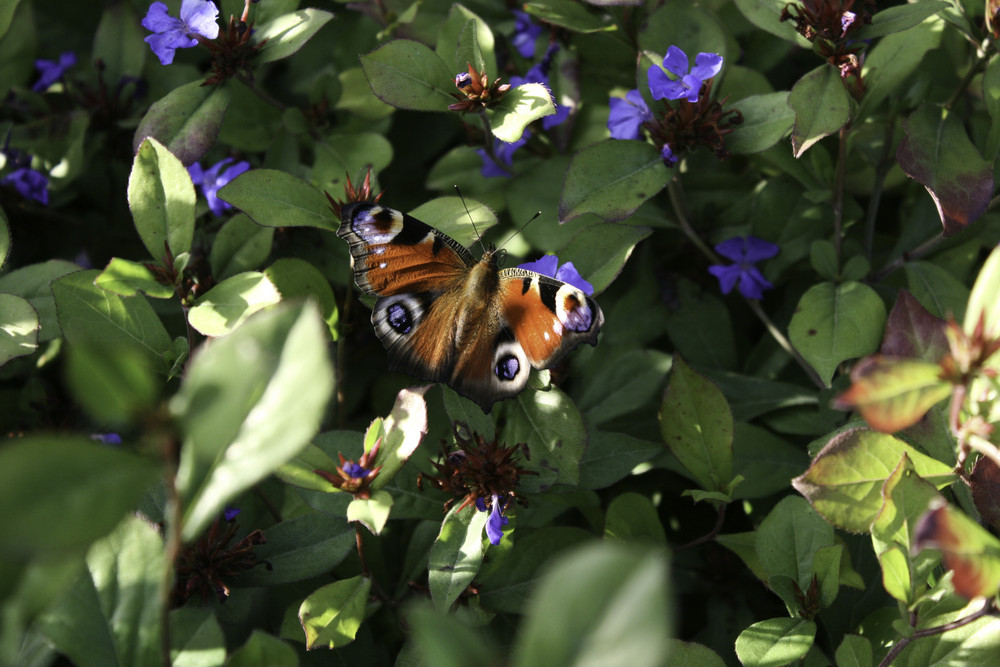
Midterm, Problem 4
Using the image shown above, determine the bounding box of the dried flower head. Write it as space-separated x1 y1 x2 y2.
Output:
643 79 743 163
327 169 383 219
448 64 511 112
315 437 384 499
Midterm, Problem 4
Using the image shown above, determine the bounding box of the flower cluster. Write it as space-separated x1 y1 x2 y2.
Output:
417 423 534 545
171 509 268 606
608 45 740 166
1 147 49 205
708 236 779 300
314 437 384 499
780 0 876 99
519 255 594 295
189 157 250 216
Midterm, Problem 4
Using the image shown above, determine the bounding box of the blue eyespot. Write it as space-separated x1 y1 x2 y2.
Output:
387 303 413 334
495 355 519 381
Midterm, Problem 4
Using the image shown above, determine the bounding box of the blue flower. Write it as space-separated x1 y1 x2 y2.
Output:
90 433 122 446
224 505 241 521
1 167 49 205
141 0 220 66
648 45 723 103
32 51 76 92
476 495 509 545
708 236 779 300
519 255 594 295
342 462 368 479
511 10 543 59
476 133 529 178
661 143 677 166
189 158 250 216
608 89 653 140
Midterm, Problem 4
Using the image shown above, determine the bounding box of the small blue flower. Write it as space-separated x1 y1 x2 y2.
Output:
32 52 76 92
661 143 677 166
648 46 723 103
189 158 250 216
224 505 241 521
608 89 653 140
476 495 509 545
519 255 594 295
342 462 368 479
90 433 123 446
708 236 779 300
1 167 49 205
476 133 530 178
511 10 543 59
142 0 220 66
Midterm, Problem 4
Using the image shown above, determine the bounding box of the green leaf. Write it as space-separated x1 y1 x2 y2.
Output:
501 387 587 489
52 270 174 374
604 492 667 545
579 349 672 426
523 0 616 33
877 542 912 603
756 497 835 598
834 357 952 433
486 82 554 143
511 543 671 667
300 576 372 649
359 39 455 112
438 6 495 77
788 281 887 386
133 81 231 166
558 221 651 296
984 56 1000 158
236 511 355 586
903 261 969 321
311 132 393 193
92 2 145 84
835 635 873 667
0 293 38 365
228 631 297 667
859 19 941 120
209 213 274 281
219 169 337 231
578 430 661 491
792 427 956 534
559 140 669 223
892 598 1000 664
65 343 159 425
726 92 795 155
35 516 163 667
853 2 948 40
370 386 429 490
663 640 726 667
732 423 810 500
347 490 393 535
0 259 78 342
174 302 334 541
264 257 337 334
253 8 334 64
915 500 1000 599
187 271 282 337
406 602 500 667
410 196 497 247
964 244 1000 340
788 65 852 157
428 504 487 611
732 0 810 46
170 607 225 667
128 137 196 261
95 257 175 298
735 617 816 667
0 437 158 559
659 355 734 492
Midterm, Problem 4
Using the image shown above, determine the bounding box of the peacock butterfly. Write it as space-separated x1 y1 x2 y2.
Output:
337 201 604 411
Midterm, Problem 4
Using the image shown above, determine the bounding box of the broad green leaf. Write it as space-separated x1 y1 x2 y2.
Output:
558 221 651 296
0 437 158 559
209 213 274 281
0 293 38 365
985 55 1000 158
409 196 497 247
732 0 810 46
486 82 555 143
264 257 337 335
65 343 159 425
893 597 1000 665
834 357 952 433
51 270 174 374
663 279 737 371
964 244 1000 340
92 1 145 84
174 302 334 541
579 349 672 426
347 489 393 535
128 137 196 261
133 81 231 167
501 386 587 490
406 603 500 667
792 428 955 533
735 617 816 667
438 7 495 77
638 2 728 65
788 65 851 157
236 511 355 586
853 1 948 40
726 92 795 155
253 8 334 64
578 430 660 491
659 355 734 492
170 607 225 667
880 289 949 361
523 0 616 33
311 132 393 193
228 631 297 667
0 259 78 342
95 257 174 298
859 18 941 120
756 496 835 596
219 169 337 230
511 543 671 667
187 271 282 337
896 105 992 237
732 423 810 500
788 281 887 386
904 261 970 321
915 501 1000 599
359 39 455 112
428 504 487 611
559 140 669 223
604 492 666 545
835 635 873 667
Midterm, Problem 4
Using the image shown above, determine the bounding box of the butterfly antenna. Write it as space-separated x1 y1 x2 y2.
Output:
498 211 541 250
454 185 488 253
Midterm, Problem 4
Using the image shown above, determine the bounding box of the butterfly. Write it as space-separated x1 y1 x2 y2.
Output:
338 201 604 412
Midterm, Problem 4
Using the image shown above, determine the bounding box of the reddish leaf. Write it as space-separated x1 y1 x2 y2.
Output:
971 456 1000 533
896 105 993 236
833 356 952 433
915 502 1000 599
880 290 949 361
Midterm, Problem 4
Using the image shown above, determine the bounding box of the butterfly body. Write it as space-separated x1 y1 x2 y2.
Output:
338 202 603 411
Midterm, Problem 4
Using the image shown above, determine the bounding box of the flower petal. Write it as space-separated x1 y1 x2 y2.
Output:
180 0 220 39
741 236 780 263
737 266 773 300
554 261 594 295
662 45 689 77
708 264 741 295
519 254 560 277
714 237 750 262
690 52 723 81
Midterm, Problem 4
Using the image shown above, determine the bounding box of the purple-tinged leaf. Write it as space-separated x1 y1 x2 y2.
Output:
880 289 949 361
